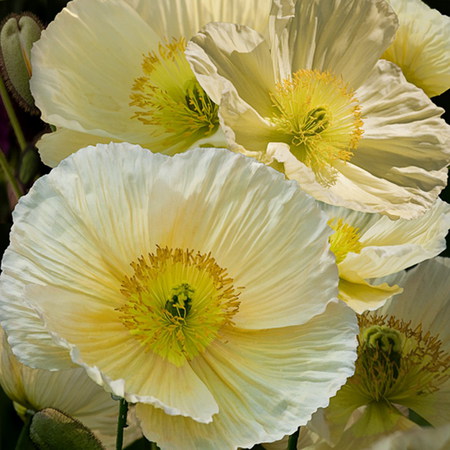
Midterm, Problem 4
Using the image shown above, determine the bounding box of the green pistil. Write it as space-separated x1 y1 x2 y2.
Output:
165 283 194 319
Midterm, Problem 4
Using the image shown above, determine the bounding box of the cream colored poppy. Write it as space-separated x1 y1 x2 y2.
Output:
0 143 358 449
304 258 450 449
322 199 450 313
30 0 272 167
382 0 450 97
186 0 450 219
0 327 140 449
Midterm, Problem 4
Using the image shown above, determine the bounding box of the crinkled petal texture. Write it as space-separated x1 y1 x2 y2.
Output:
382 0 450 97
268 0 398 87
0 143 358 449
0 328 141 449
31 0 272 167
186 0 450 219
321 199 450 313
136 301 357 449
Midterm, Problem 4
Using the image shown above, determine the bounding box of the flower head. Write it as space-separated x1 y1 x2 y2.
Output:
186 0 450 219
0 143 358 449
306 258 450 449
322 200 450 313
30 0 272 167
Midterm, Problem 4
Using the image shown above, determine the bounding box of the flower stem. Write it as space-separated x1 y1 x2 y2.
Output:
116 397 129 450
287 427 300 450
0 146 23 199
14 416 34 450
0 76 27 152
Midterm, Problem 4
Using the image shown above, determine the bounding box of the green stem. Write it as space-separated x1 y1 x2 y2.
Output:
0 75 27 152
287 427 300 450
15 416 34 450
116 398 129 450
408 408 432 427
0 146 23 199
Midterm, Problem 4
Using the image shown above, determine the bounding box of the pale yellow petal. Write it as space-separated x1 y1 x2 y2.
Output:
125 0 272 38
187 22 275 114
0 328 141 449
338 278 402 314
272 0 398 88
382 0 450 97
30 0 159 142
22 285 219 424
136 301 358 449
37 128 121 168
336 199 450 279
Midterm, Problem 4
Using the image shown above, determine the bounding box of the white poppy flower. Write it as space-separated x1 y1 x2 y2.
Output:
186 0 450 219
30 0 272 167
0 143 358 449
322 199 450 312
304 258 450 449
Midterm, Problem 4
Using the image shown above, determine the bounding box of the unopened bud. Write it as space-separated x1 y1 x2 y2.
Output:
30 408 105 450
0 13 43 114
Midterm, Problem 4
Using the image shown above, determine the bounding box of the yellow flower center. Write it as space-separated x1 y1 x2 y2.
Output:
269 69 363 186
118 246 240 367
353 313 450 405
328 218 363 264
129 38 219 147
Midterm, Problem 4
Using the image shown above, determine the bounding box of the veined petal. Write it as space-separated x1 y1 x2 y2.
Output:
378 258 450 346
335 199 450 279
1 143 346 445
136 301 358 450
125 0 272 39
30 0 157 143
0 327 141 449
187 22 275 115
382 0 450 97
356 60 450 176
283 60 450 219
188 3 449 218
271 0 398 88
31 0 273 167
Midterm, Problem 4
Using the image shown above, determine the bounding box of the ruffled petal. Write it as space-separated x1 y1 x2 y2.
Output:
382 0 450 97
337 199 450 279
136 301 358 450
125 0 272 39
270 0 398 88
187 22 275 114
30 0 158 142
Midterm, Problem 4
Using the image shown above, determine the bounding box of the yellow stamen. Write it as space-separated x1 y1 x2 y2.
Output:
328 218 363 264
130 38 219 146
118 246 240 367
269 69 363 186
